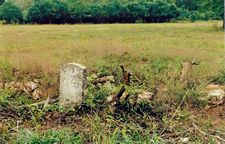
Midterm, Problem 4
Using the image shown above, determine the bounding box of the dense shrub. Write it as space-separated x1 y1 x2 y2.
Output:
145 1 179 22
0 2 23 24
3 0 224 24
68 0 179 24
27 0 69 24
68 2 89 23
0 0 4 5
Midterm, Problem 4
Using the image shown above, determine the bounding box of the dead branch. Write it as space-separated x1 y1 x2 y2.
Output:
120 65 131 85
109 86 125 104
160 93 187 135
192 123 225 143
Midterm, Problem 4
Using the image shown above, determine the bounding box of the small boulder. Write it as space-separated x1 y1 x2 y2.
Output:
107 95 114 103
14 82 24 91
137 91 154 103
207 89 225 105
97 76 115 84
180 137 189 143
24 81 38 92
4 82 15 89
32 89 43 100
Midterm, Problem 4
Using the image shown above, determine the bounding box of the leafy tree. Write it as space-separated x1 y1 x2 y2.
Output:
125 1 148 23
27 0 69 24
199 0 224 28
210 0 223 20
0 0 5 5
145 1 179 22
176 0 201 11
27 0 53 24
68 2 89 23
86 3 107 23
51 0 69 24
0 2 23 24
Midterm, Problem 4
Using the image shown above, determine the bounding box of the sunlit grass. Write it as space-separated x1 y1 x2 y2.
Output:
0 21 224 78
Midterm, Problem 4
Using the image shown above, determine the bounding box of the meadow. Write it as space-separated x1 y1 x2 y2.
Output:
0 21 224 143
0 21 224 76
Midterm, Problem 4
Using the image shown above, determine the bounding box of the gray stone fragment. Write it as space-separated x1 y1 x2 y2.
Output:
207 89 225 105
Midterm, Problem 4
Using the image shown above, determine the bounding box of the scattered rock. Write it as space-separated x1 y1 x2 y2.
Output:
24 81 38 92
205 83 225 105
207 89 225 105
4 82 15 89
13 82 24 91
180 137 189 143
137 91 154 103
33 79 41 84
1 79 44 99
107 95 114 103
119 91 129 102
32 89 43 100
4 82 24 91
97 76 115 84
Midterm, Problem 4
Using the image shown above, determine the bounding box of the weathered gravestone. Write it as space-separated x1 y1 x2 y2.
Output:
60 63 87 107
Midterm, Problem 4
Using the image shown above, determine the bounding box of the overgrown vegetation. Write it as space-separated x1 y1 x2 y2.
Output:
0 0 223 24
0 53 224 143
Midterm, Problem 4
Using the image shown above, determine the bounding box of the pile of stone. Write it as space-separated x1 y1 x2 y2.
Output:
0 79 43 100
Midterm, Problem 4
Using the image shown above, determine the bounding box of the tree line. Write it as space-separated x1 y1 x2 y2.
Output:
0 0 223 24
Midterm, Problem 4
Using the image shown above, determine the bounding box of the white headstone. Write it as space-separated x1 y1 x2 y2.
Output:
60 63 87 107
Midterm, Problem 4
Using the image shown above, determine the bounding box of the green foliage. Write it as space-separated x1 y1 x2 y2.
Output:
0 2 23 24
176 0 223 21
0 0 4 5
145 0 179 22
26 0 179 24
14 127 164 144
203 0 223 20
27 0 69 24
212 70 225 84
15 129 84 144
176 0 202 11
5 0 224 24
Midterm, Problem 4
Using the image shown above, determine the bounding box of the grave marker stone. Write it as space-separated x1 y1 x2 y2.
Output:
60 63 87 107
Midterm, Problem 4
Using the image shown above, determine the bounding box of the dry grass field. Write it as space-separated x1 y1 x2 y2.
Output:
0 21 224 143
0 21 224 76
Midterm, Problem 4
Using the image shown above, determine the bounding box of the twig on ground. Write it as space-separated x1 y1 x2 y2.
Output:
109 86 125 104
17 100 48 108
160 94 187 135
0 111 18 119
208 129 225 136
192 123 225 142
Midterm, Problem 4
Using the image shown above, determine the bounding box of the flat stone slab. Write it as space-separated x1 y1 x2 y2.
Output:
60 63 87 107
